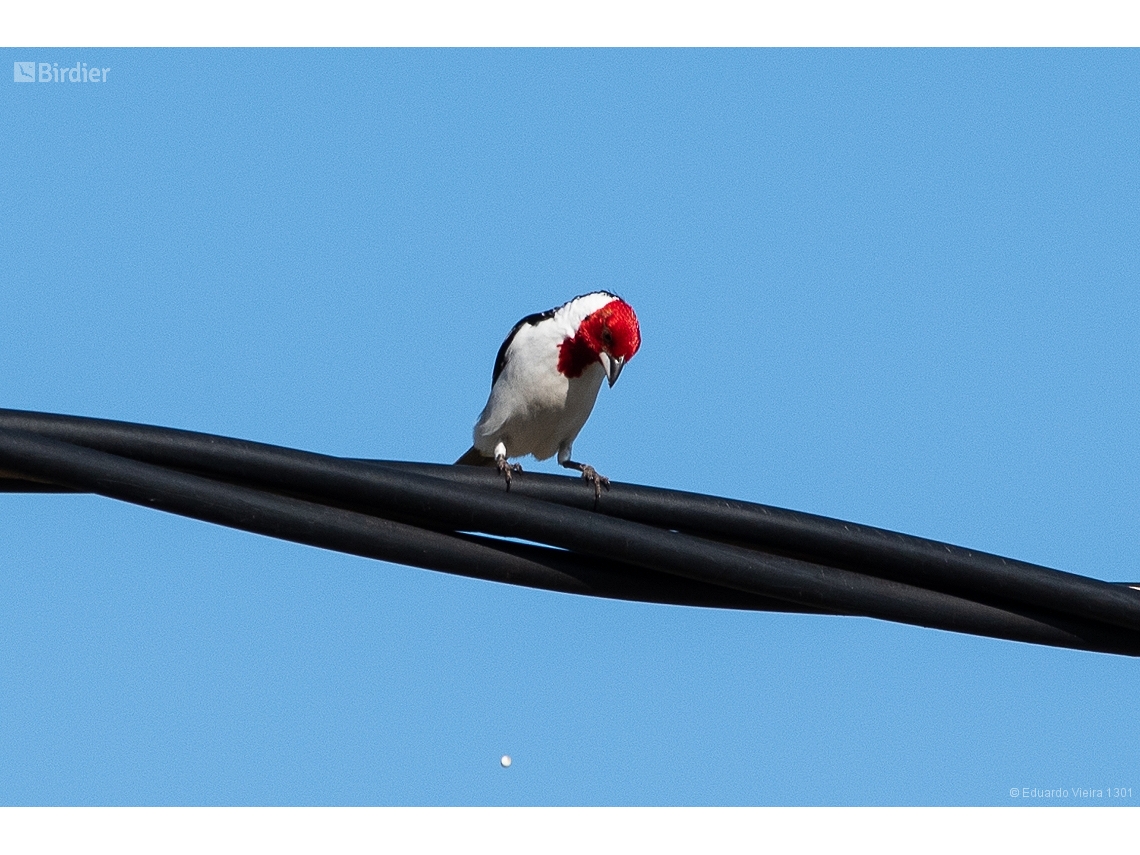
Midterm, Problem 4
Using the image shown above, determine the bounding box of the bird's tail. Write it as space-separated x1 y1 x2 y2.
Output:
455 446 496 467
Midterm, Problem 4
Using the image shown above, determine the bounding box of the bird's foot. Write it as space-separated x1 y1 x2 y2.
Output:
577 464 610 502
559 459 611 504
495 455 523 491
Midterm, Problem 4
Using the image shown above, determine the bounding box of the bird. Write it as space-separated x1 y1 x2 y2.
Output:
456 291 641 498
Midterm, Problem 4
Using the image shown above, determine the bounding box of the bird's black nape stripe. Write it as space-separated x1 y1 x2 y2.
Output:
492 309 555 385
2 407 1140 656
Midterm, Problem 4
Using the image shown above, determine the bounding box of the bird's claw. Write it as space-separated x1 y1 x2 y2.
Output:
495 455 523 491
578 465 610 502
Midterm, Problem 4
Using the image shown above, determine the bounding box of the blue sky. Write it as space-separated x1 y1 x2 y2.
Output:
1 49 1138 805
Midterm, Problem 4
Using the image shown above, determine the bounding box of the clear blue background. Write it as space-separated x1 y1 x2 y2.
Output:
1 49 1138 805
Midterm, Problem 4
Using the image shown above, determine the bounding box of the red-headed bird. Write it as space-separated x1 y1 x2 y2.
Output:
456 292 642 496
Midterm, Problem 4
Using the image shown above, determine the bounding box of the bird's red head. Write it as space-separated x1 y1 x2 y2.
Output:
558 297 641 387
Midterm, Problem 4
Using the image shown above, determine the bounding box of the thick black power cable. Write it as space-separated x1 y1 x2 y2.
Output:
377 461 1140 634
0 430 812 614
1 423 1103 650
0 409 1138 655
5 409 1138 635
5 408 1140 630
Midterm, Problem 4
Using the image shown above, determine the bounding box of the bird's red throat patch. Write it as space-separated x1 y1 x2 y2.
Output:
557 299 641 378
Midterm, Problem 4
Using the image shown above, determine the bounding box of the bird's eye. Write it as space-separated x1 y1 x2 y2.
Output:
601 328 613 345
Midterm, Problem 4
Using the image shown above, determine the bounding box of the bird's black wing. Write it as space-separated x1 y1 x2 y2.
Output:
491 308 555 385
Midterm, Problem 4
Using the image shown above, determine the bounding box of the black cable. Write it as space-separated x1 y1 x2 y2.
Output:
374 461 1140 634
0 409 1138 655
7 408 1140 632
0 427 824 614
5 409 1138 635
0 423 1084 647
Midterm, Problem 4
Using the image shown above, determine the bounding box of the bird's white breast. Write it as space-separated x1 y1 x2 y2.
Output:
472 317 606 462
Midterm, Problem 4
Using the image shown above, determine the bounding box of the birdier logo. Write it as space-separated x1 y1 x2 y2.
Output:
13 61 110 83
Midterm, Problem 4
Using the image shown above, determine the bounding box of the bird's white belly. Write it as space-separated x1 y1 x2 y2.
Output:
474 362 605 461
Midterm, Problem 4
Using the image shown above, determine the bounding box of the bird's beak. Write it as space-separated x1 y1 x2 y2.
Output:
599 352 625 387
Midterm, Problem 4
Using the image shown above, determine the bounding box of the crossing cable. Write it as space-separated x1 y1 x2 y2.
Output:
0 408 1138 656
